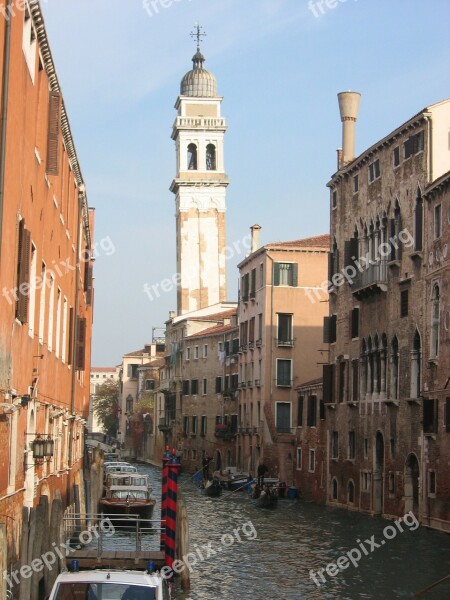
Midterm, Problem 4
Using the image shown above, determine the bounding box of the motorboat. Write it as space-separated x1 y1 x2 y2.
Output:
100 485 156 520
104 472 152 493
103 464 137 483
48 566 170 600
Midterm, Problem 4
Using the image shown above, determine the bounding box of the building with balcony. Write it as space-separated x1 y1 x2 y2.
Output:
0 2 94 595
323 92 450 529
237 228 329 482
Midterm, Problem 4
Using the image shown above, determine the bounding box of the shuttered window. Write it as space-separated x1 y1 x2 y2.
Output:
84 261 93 306
46 91 62 175
307 395 317 426
297 395 304 427
75 317 86 370
414 193 423 251
215 377 222 393
16 219 31 323
344 238 359 269
400 290 409 317
323 364 335 404
68 307 74 366
274 263 298 287
323 315 337 344
182 380 190 395
351 307 359 339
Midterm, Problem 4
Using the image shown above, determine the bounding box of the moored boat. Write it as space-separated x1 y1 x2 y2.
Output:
203 479 222 497
100 485 156 520
255 487 278 509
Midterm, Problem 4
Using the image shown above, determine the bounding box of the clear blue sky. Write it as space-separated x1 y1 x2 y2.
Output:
41 0 450 366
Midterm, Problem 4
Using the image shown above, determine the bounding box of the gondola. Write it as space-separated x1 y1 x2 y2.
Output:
203 479 222 497
255 487 278 509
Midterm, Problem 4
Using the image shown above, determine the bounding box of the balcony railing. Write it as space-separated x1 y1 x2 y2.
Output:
175 116 227 129
350 259 387 297
276 339 294 347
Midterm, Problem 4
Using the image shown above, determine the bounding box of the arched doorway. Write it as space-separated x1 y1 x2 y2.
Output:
405 453 420 516
373 431 384 515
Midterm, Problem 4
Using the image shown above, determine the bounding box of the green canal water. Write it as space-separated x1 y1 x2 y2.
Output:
125 464 450 600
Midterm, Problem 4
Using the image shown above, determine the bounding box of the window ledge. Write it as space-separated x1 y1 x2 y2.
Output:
407 397 421 405
384 399 399 407
346 458 356 463
388 260 400 268
410 251 423 261
346 401 359 407
428 358 438 366
325 403 336 410
424 433 437 440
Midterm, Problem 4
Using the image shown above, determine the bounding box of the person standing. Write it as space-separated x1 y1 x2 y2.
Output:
257 462 268 487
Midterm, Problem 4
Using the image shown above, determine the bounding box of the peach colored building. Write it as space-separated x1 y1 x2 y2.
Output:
237 232 330 483
0 2 93 596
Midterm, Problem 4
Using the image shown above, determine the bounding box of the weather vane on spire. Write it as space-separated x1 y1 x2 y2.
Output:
190 22 207 50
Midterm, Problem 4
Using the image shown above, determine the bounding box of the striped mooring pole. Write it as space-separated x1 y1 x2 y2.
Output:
164 450 181 572
160 446 171 550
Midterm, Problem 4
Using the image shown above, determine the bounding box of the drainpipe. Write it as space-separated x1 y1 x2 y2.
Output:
0 0 12 271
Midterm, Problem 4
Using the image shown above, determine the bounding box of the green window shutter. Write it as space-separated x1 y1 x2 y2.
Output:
273 263 280 286
46 91 62 175
292 263 298 287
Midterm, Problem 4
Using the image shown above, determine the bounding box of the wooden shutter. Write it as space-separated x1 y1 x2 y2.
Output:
323 364 335 404
16 221 31 323
415 199 423 251
323 316 331 343
330 314 337 344
292 263 298 287
328 252 333 281
68 307 74 365
75 317 86 370
273 263 280 286
297 395 304 427
46 91 61 175
85 264 93 306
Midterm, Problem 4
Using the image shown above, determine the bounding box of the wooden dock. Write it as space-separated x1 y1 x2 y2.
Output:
66 550 165 570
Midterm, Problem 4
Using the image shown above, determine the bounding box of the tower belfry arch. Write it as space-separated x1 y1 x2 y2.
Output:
170 28 229 315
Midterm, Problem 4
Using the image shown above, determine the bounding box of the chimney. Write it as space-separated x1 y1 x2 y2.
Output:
337 91 361 167
250 224 261 254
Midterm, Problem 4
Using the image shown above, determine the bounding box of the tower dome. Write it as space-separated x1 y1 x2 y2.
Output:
180 49 217 98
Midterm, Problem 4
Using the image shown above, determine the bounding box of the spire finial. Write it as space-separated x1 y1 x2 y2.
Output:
190 22 207 51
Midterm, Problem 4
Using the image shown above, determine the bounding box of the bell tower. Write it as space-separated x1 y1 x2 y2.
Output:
170 26 229 315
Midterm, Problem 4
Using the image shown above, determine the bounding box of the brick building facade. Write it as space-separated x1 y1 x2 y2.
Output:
0 2 94 595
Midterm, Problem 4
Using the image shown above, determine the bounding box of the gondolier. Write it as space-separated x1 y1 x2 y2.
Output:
257 463 269 487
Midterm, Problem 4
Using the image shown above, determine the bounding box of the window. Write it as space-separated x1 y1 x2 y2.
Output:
47 275 55 351
276 359 292 387
191 449 197 460
231 374 238 390
145 379 155 391
307 395 317 427
277 314 293 346
275 402 291 433
308 449 316 472
348 431 355 459
186 347 191 360
259 263 264 286
338 360 346 402
428 471 436 495
348 481 355 504
434 204 442 239
191 379 199 395
351 307 359 339
218 341 223 352
353 175 359 193
368 159 380 183
249 317 255 343
15 219 31 323
364 438 368 458
393 146 400 167
404 130 424 159
331 431 339 459
241 273 249 301
215 376 222 393
296 447 302 470
400 289 409 317
414 189 423 251
250 268 256 298
201 415 207 435
390 438 396 458
297 395 304 427
202 378 207 395
361 472 370 492
183 416 189 435
273 262 298 287
323 364 335 404
61 297 67 363
331 478 338 500
388 472 395 494
194 346 199 359
423 398 437 434
429 284 440 360
127 364 139 379
351 359 359 402
203 344 208 358
182 380 190 395
206 144 216 170
55 288 61 358
192 416 198 434
187 143 197 170
320 399 325 420
332 190 337 208
323 315 337 344
232 338 239 355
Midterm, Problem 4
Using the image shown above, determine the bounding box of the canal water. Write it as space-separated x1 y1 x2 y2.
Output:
123 463 450 599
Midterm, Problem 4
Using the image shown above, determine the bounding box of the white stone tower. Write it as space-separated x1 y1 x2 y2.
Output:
170 28 229 315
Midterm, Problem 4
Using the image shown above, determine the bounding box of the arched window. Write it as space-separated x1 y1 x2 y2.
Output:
390 200 402 261
414 188 423 251
187 143 197 170
348 480 355 504
206 144 216 170
332 478 338 501
410 330 421 399
390 336 399 400
360 339 367 401
430 285 440 358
